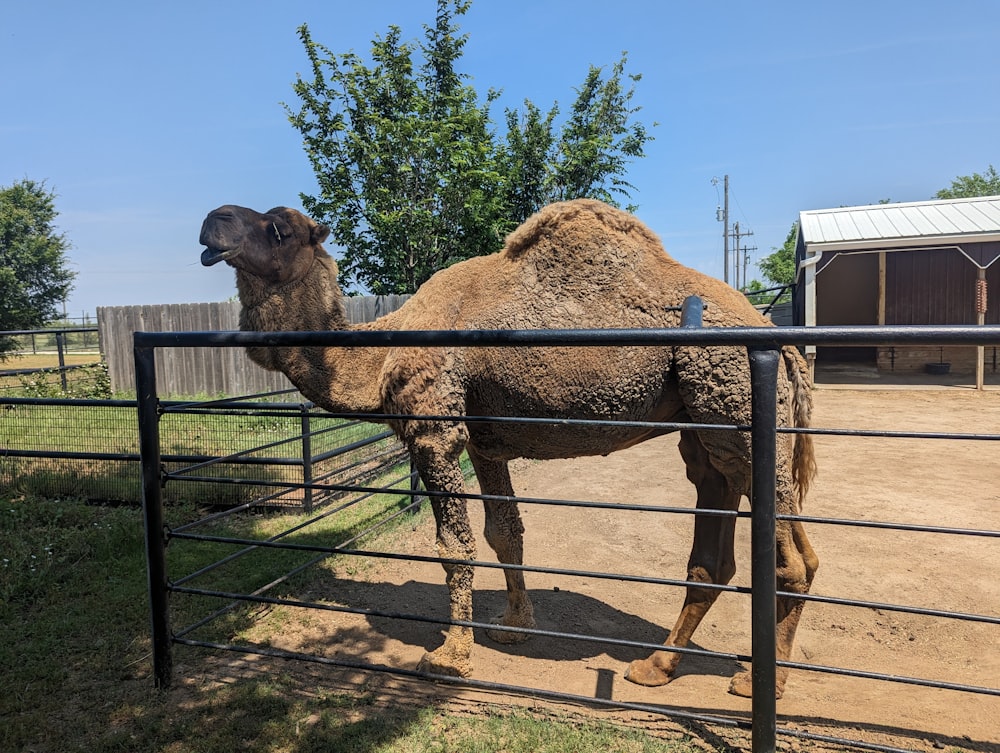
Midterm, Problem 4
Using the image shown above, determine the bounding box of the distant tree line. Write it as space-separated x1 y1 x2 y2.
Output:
0 179 75 360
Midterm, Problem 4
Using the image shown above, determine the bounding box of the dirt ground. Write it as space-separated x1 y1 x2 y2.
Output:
186 388 1000 752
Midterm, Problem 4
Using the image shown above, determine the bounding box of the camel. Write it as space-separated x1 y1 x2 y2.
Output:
199 198 818 698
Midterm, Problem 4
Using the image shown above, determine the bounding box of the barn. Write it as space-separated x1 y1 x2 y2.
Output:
792 195 1000 384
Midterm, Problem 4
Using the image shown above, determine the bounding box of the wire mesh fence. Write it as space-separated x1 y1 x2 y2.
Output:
0 361 109 398
2 325 100 355
1 327 105 398
0 392 408 508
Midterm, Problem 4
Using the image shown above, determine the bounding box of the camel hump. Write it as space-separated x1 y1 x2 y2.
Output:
502 199 669 263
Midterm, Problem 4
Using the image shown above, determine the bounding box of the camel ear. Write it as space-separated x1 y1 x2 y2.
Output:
311 221 330 245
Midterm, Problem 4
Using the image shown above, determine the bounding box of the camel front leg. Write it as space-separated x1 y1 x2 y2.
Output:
410 443 478 678
468 448 535 644
626 431 740 688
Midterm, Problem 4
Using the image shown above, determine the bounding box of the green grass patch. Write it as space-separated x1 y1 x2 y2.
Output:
0 494 714 753
1 397 406 506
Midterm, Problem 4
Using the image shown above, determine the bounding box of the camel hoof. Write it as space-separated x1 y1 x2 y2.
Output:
485 614 533 644
416 650 473 678
624 658 673 687
728 670 785 699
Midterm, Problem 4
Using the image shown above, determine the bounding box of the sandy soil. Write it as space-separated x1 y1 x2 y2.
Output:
186 389 1000 752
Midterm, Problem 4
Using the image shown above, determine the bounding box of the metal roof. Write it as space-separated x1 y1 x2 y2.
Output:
799 195 1000 252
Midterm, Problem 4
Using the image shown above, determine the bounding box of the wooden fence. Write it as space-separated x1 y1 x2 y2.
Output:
98 296 410 396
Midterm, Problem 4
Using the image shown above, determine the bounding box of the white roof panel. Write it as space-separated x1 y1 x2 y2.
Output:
799 195 1000 251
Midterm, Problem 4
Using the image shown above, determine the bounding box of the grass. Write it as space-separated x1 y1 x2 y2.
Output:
0 351 100 370
2 393 405 505
0 494 715 753
0 351 104 396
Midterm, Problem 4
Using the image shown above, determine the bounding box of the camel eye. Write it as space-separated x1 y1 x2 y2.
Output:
272 222 283 245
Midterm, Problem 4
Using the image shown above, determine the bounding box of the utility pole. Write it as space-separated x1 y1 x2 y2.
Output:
722 175 730 284
731 222 756 290
715 175 755 289
733 221 740 289
714 175 731 283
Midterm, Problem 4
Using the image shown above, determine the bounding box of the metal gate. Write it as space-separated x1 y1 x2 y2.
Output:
135 313 1000 753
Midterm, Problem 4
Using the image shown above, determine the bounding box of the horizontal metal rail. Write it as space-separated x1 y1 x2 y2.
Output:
171 586 750 665
173 483 424 640
162 475 749 521
133 323 1000 349
170 469 416 587
1 327 98 337
0 363 98 377
168 534 749 597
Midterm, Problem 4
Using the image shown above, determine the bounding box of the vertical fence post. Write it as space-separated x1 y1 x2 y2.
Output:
409 455 423 510
135 341 172 689
680 295 704 328
749 346 780 753
301 404 313 514
56 331 67 391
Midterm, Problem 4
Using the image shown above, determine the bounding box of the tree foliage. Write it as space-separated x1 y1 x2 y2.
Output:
0 179 76 359
743 222 797 304
935 164 1000 199
758 223 798 288
286 0 654 294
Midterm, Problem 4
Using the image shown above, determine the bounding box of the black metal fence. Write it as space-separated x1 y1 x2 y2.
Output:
0 327 104 397
135 314 1000 753
3 325 99 355
0 391 408 509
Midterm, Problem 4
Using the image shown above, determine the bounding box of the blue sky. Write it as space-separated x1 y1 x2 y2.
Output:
3 0 999 318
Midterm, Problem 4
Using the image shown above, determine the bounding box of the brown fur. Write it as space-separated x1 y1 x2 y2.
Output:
200 198 818 697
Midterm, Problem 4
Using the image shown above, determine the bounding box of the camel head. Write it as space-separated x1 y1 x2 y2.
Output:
199 205 331 286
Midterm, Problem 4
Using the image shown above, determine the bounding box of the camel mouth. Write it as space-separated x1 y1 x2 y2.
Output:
201 247 237 267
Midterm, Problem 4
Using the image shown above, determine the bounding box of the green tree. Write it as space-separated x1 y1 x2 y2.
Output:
935 164 1000 199
500 100 557 226
286 0 654 294
0 179 76 359
757 222 798 289
744 222 796 305
500 53 652 223
547 55 652 213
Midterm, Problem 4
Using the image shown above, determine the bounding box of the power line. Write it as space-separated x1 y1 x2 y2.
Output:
713 175 754 289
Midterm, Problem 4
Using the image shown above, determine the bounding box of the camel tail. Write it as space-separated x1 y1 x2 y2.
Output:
784 346 817 511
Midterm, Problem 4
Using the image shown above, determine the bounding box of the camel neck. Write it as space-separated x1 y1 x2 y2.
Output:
235 260 385 414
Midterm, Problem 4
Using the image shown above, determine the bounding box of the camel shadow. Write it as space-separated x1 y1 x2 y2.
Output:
291 573 743 685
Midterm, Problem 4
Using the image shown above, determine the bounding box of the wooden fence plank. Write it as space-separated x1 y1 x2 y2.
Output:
98 296 410 396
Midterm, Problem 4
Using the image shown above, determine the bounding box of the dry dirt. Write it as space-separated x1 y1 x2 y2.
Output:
184 388 1000 752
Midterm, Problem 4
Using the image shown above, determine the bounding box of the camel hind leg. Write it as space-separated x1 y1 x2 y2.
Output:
626 430 740 687
468 447 536 644
729 516 818 698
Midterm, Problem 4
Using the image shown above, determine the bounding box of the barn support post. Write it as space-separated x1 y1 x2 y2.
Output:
801 252 821 382
877 252 887 326
976 268 986 391
135 342 172 689
748 346 780 753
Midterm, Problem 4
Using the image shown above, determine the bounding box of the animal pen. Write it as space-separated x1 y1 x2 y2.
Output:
135 312 1000 753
